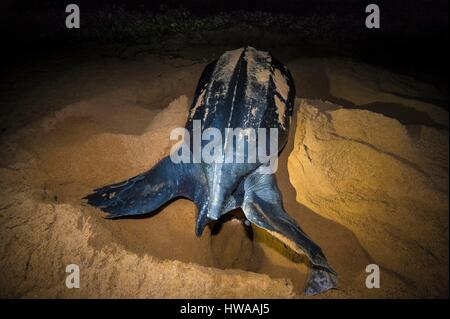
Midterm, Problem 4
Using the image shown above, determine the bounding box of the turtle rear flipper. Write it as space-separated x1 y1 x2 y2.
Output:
84 156 208 222
304 266 338 295
235 167 337 295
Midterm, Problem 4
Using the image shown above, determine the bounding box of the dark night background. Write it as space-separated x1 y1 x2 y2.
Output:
0 0 448 82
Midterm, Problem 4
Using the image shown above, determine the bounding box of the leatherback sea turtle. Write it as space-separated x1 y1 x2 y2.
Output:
84 46 337 294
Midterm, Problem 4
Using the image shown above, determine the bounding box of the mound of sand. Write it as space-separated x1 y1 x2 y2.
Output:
0 188 294 298
288 99 448 297
0 94 298 298
0 52 447 298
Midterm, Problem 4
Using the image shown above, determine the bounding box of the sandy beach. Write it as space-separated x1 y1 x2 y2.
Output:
0 47 447 298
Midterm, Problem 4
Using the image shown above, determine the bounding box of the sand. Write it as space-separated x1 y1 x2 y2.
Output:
0 50 448 298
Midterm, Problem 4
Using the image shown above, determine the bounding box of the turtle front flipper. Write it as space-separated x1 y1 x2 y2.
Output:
238 167 337 295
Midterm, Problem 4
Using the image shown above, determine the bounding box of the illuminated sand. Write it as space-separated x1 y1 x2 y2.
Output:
0 53 447 298
289 99 448 297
